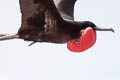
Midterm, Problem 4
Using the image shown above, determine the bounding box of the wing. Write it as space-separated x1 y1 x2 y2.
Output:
53 0 77 20
18 0 63 34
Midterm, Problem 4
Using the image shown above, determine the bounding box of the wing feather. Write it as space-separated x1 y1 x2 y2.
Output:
19 0 63 33
53 0 77 20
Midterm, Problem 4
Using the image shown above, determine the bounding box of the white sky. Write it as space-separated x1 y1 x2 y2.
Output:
0 0 120 80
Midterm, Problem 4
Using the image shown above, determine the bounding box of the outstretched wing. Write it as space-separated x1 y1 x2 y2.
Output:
18 0 63 34
53 0 77 20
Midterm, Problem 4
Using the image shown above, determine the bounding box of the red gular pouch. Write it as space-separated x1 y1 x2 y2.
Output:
67 27 97 52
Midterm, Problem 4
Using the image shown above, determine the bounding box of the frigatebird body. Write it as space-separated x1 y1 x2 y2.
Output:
18 0 80 43
0 0 114 52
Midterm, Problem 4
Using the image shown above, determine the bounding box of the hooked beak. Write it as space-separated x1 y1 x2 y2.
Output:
94 26 114 33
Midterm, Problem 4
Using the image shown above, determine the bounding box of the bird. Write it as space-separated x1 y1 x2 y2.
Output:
0 0 114 52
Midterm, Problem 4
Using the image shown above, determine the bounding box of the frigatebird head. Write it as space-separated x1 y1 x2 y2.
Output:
67 21 114 52
76 21 114 32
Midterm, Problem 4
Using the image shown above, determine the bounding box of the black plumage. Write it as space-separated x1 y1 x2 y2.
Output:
0 0 114 44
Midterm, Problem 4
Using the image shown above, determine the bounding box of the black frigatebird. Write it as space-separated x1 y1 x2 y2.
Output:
0 0 114 52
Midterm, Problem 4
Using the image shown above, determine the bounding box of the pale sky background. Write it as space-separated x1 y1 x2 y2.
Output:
0 0 120 80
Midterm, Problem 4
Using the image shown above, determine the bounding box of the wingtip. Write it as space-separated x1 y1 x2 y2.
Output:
111 28 115 33
0 34 19 41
